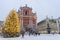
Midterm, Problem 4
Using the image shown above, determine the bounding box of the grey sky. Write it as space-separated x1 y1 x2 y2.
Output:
0 0 60 23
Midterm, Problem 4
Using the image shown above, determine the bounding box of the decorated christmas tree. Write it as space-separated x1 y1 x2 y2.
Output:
2 9 20 37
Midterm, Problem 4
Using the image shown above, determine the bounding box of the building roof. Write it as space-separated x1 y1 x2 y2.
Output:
37 19 56 25
20 5 32 10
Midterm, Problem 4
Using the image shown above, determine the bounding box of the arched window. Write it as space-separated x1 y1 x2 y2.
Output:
25 11 27 15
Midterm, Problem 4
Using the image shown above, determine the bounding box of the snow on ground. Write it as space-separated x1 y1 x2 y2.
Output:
0 34 60 40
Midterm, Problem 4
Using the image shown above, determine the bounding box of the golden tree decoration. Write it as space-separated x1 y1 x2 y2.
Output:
2 9 20 37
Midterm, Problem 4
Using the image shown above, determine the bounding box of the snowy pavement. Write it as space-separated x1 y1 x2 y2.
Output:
0 34 60 40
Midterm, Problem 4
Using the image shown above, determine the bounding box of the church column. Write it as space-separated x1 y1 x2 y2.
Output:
19 15 23 28
21 9 23 28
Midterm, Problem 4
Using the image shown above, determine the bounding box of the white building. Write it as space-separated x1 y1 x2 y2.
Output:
37 16 58 34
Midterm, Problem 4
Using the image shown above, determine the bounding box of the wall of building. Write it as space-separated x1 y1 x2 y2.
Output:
17 5 37 32
37 20 58 34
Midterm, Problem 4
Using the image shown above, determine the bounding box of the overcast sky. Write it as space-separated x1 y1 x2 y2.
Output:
0 0 60 23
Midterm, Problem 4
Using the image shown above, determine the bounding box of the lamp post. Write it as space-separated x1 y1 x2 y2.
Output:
47 23 51 34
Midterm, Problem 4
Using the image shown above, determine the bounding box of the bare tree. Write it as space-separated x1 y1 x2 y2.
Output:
27 22 40 35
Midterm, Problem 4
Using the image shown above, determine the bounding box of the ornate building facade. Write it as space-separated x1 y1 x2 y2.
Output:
17 5 37 31
37 16 58 34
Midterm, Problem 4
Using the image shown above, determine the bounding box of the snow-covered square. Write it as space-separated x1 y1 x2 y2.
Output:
0 34 60 40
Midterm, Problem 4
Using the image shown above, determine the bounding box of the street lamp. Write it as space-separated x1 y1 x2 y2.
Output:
47 23 51 34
